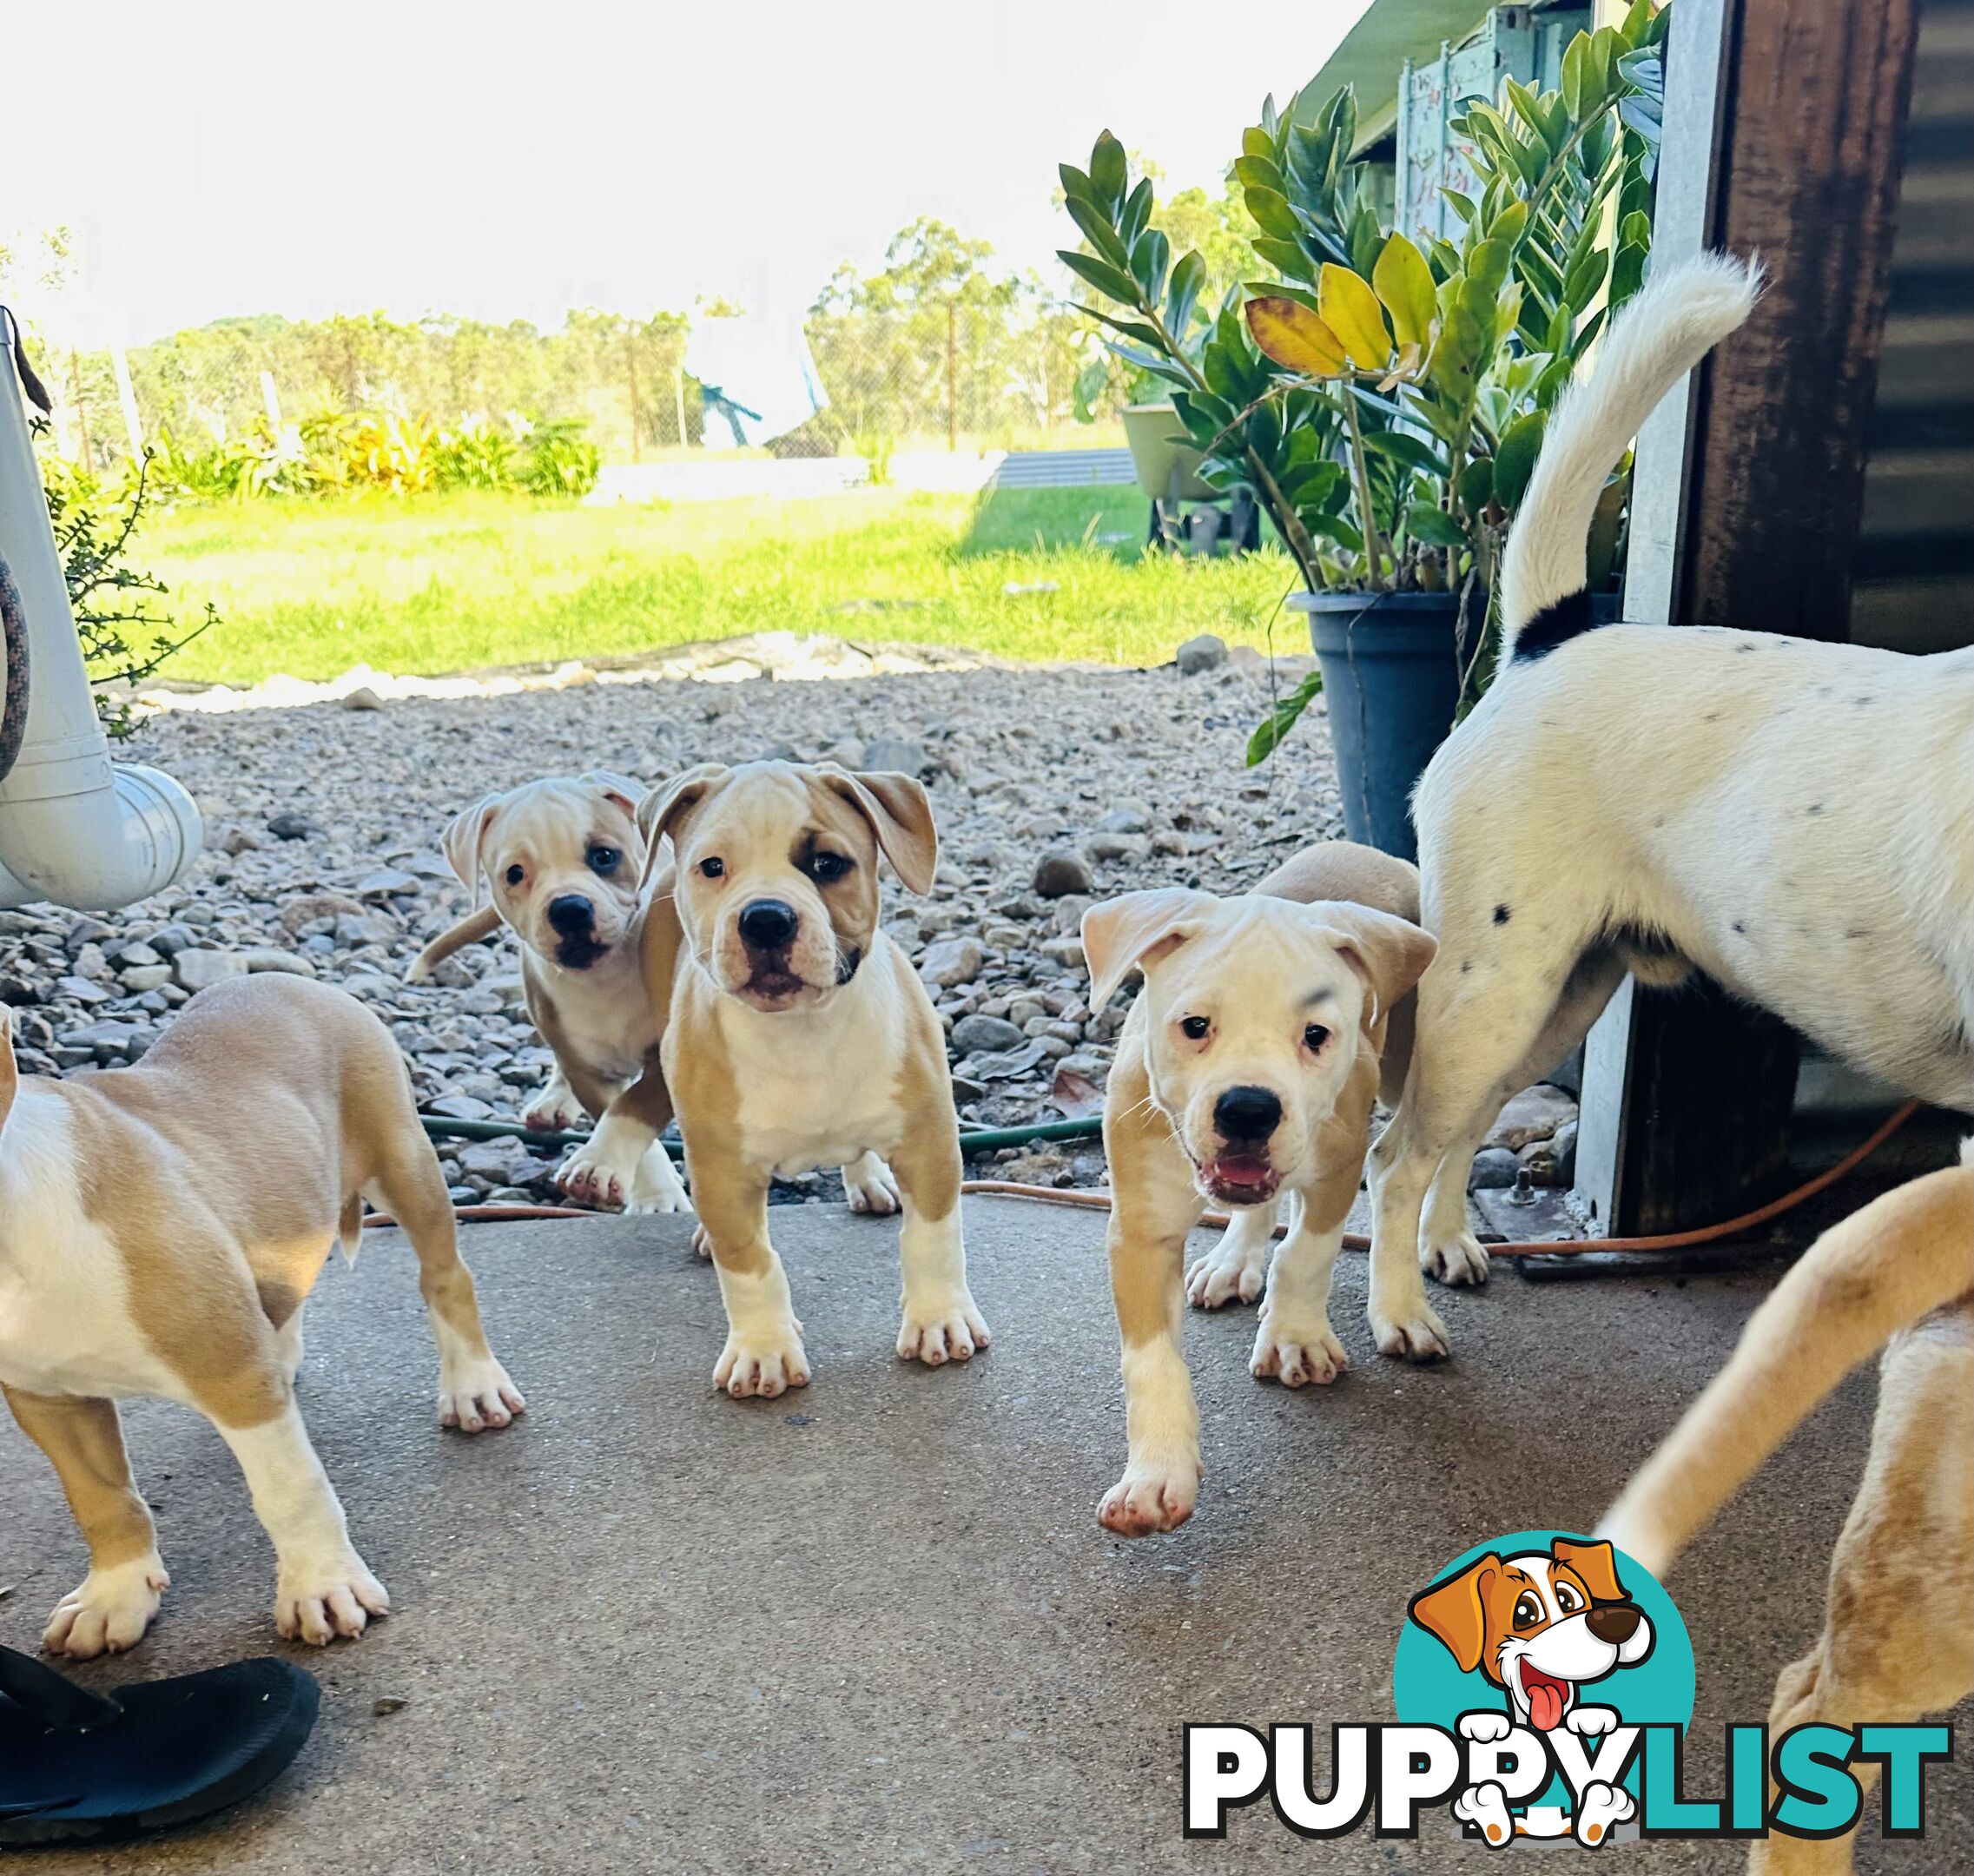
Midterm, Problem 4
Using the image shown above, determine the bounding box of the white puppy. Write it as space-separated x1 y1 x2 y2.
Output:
1082 842 1436 1535
1369 254 1974 1359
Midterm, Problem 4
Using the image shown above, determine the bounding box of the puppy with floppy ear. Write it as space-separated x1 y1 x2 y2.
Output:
409 772 692 1215
646 758 985 1398
1083 841 1435 1536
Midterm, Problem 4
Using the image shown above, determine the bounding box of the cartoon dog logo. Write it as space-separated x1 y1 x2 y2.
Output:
1409 1536 1654 1846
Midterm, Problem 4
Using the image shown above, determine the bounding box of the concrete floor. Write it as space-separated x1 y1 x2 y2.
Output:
2 1197 1967 1874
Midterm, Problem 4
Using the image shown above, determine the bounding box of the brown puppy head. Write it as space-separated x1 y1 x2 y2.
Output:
1408 1537 1654 1732
442 773 647 970
641 759 936 1014
1082 887 1436 1206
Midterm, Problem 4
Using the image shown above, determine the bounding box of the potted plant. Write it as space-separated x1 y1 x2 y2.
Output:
1058 3 1667 856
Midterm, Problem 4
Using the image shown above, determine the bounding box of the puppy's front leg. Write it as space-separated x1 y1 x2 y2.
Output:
888 1113 987 1364
1100 1135 1205 1536
5 1387 169 1659
559 1053 690 1215
690 1149 808 1397
1250 1192 1349 1387
217 1391 389 1645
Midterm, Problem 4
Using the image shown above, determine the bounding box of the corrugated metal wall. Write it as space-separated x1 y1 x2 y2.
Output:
1852 0 1974 652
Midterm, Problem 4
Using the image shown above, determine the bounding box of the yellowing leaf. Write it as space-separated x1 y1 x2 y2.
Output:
1372 234 1438 352
1318 262 1392 370
1244 297 1350 378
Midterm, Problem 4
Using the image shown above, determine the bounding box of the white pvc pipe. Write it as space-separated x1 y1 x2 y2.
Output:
0 327 203 912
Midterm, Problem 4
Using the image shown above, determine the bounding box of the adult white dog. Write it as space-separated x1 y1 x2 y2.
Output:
1363 253 1974 1364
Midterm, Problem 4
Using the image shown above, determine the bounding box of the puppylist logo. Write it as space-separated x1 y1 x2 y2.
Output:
1184 1529 1952 1849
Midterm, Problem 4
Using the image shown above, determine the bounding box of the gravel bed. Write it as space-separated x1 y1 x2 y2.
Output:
2 639 1373 1202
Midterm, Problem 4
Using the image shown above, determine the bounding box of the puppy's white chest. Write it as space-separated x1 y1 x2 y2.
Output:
719 1002 906 1176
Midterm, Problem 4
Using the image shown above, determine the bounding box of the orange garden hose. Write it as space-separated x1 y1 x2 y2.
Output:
366 1100 1919 1258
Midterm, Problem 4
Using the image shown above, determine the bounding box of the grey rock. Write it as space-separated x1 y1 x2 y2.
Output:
426 1093 495 1121
951 1014 1025 1054
341 684 386 711
356 868 421 900
1469 1147 1522 1191
241 948 317 978
1097 804 1152 835
1031 849 1093 899
1040 935 1087 971
149 922 198 957
266 811 320 841
1175 632 1228 675
120 964 175 993
918 936 983 988
1484 1083 1579 1153
1086 831 1149 862
54 975 113 1006
173 948 251 993
862 735 929 776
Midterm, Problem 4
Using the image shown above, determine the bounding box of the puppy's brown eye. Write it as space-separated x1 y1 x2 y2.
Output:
699 857 724 879
808 851 851 882
1555 1583 1581 1613
505 863 525 887
1514 1593 1543 1630
1304 1023 1330 1051
1179 1015 1210 1040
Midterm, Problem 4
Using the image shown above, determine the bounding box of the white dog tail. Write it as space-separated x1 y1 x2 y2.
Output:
1499 252 1761 659
1598 1145 1973 1579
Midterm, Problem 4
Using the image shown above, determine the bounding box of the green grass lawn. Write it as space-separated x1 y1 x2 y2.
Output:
138 486 1305 686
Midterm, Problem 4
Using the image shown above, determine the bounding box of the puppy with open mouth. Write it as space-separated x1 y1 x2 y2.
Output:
1081 842 1436 1535
643 759 987 1398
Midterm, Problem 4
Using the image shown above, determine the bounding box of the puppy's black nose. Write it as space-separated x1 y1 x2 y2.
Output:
738 898 800 951
1214 1086 1282 1141
546 894 596 935
1587 1603 1641 1646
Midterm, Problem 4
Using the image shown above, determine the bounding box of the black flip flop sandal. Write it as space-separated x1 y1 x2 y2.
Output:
0 1645 319 1846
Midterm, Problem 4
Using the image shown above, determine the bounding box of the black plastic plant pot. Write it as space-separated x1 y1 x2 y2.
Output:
1294 589 1476 863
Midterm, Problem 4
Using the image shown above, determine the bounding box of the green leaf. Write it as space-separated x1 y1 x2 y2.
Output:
1563 245 1609 314
1060 250 1144 307
1245 186 1302 241
1405 503 1467 547
1081 305 1169 350
1234 155 1288 199
1457 457 1494 513
1304 511 1363 551
1119 177 1154 252
1252 235 1313 281
1130 227 1171 302
1058 163 1099 208
1362 428 1448 478
1246 667 1323 766
1242 124 1275 161
1088 131 1128 209
1561 31 1589 119
1063 196 1130 268
1443 188 1477 227
1165 250 1207 338
1492 410 1547 510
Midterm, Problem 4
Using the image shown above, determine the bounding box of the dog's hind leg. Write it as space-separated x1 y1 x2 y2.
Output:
1748 1319 1973 1874
1416 949 1629 1285
367 1127 525 1434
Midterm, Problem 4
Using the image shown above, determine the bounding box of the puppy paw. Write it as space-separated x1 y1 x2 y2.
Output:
714 1322 811 1399
274 1552 389 1646
1459 1711 1514 1744
897 1291 989 1366
842 1153 902 1217
558 1141 630 1210
1423 1230 1492 1285
438 1355 527 1432
691 1223 714 1261
1567 1706 1620 1738
42 1555 170 1659
521 1080 584 1132
1186 1239 1270 1309
1370 1296 1452 1363
1574 1781 1634 1846
1250 1314 1347 1387
1097 1458 1199 1536
625 1147 693 1217
1455 1781 1516 1847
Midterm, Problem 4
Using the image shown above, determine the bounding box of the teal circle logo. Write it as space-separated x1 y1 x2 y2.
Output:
1394 1530 1693 1841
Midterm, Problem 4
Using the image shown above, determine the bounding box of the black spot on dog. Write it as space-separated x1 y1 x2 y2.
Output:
1732 921 1746 935
1494 903 1511 926
1855 696 1876 707
1806 803 1825 816
1511 588 1599 662
1704 711 1724 723
1735 641 1759 653
1461 959 1472 974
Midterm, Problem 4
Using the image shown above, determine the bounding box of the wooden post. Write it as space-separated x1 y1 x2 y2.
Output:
110 345 144 463
1572 0 1922 1235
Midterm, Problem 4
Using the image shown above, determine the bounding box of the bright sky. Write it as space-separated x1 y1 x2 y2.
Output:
9 0 1372 346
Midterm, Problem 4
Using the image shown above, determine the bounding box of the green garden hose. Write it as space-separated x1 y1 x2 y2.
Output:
419 1112 1102 1159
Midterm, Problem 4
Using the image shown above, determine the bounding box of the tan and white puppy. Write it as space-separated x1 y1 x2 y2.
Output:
644 759 984 1398
411 771 692 1215
0 974 523 1657
1083 842 1436 1536
1601 1146 1972 1876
